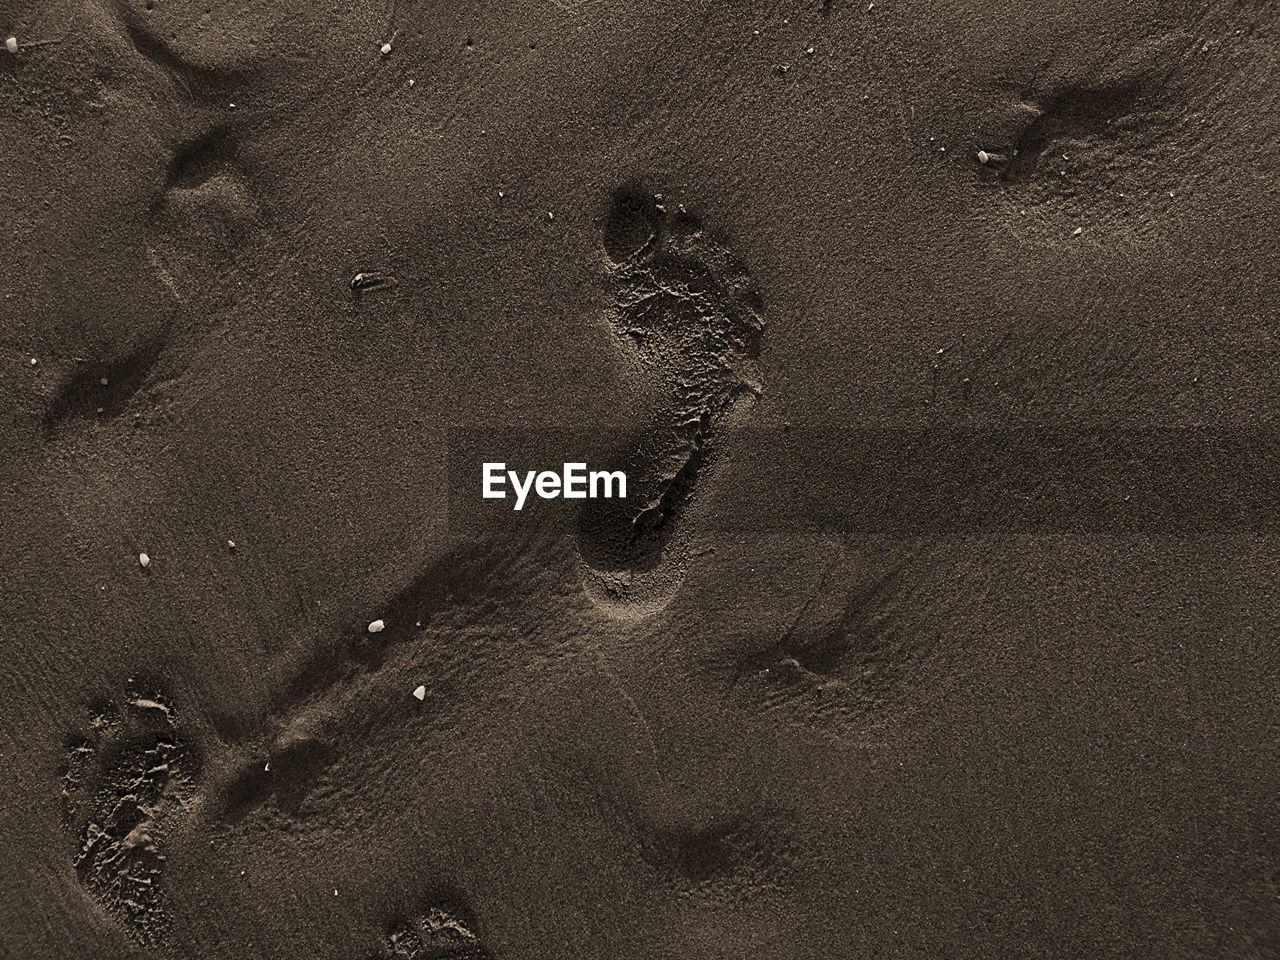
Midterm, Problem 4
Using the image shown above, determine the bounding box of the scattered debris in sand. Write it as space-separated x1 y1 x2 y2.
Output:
138 552 151 569
5 37 17 55
368 618 386 633
350 271 397 292
413 685 426 701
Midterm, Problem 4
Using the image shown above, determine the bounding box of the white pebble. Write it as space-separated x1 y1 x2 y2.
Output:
227 539 236 550
138 552 151 569
977 150 990 165
413 685 426 701
5 37 18 55
380 42 392 56
1072 226 1083 236
29 357 38 366
367 618 385 633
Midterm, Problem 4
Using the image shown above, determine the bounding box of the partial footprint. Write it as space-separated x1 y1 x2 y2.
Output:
379 900 494 960
62 685 199 946
977 4 1277 245
580 187 764 578
41 121 256 440
641 814 796 908
716 543 974 746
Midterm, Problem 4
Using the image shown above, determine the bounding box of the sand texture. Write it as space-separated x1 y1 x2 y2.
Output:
2 1 1279 958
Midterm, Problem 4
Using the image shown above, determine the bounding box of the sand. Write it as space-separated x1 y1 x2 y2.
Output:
1 1 1278 958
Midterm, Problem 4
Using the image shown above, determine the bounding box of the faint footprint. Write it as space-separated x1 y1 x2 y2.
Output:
721 544 971 745
62 685 199 946
580 186 764 578
379 900 494 960
641 815 796 907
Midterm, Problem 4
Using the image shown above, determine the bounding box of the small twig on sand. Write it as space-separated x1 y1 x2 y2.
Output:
7 35 67 54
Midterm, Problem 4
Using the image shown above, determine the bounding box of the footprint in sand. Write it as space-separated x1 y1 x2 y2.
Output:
61 685 199 947
579 186 765 582
379 901 494 960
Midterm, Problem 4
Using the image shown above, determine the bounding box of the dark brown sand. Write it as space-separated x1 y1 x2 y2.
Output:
2 1 1278 958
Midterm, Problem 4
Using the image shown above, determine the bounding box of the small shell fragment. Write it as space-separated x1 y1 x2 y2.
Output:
5 37 18 55
139 552 151 569
413 685 426 701
368 618 386 633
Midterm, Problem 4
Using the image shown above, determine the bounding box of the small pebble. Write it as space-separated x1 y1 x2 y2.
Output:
29 357 38 366
806 46 815 55
380 42 392 56
227 539 236 550
368 618 385 633
139 552 151 569
413 685 426 701
5 37 18 55
977 150 990 165
100 376 109 386
1072 226 1083 236
408 79 415 88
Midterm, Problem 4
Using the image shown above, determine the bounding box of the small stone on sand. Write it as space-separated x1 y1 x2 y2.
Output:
227 540 236 550
100 376 109 386
139 552 151 569
5 37 18 55
413 685 426 701
368 618 385 633
1072 227 1083 236
29 358 38 366
380 42 392 56
977 150 990 164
